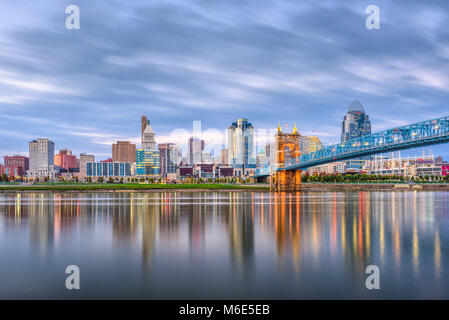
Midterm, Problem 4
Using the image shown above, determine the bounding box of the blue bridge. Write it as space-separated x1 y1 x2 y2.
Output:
255 115 449 177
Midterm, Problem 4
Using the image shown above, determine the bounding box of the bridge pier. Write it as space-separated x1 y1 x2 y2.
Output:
271 170 302 192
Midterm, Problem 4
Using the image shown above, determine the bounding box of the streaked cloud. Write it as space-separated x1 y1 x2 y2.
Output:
0 0 448 159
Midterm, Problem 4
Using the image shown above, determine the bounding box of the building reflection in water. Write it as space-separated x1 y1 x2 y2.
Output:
227 192 254 277
0 189 446 293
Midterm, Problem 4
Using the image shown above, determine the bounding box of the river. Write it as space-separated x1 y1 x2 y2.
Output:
0 191 448 299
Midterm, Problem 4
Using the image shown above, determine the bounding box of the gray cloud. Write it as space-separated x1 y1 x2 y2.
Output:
0 0 448 159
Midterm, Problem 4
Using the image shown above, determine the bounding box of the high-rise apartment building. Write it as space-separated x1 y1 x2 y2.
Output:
341 100 371 142
227 118 256 175
79 153 95 177
54 148 78 171
112 141 136 163
28 138 57 178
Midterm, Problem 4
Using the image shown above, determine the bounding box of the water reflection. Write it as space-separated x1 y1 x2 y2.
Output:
0 190 448 299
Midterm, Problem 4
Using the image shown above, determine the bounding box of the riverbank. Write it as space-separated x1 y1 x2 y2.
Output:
301 183 449 191
0 183 270 193
0 182 448 193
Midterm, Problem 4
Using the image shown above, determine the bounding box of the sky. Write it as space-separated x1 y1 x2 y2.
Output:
0 0 448 160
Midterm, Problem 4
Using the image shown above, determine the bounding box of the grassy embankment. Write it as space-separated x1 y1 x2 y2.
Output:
0 183 270 191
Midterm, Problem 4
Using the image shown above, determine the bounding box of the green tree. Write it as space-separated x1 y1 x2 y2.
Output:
302 172 309 183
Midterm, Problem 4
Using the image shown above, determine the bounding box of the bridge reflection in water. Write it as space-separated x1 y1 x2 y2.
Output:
0 191 447 299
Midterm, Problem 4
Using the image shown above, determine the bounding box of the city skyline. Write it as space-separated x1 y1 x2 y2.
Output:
2 110 447 163
0 1 448 159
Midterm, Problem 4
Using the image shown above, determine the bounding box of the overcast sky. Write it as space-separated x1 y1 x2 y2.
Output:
0 0 448 160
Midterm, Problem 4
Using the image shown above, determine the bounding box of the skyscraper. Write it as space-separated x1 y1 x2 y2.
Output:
227 118 256 176
28 138 56 178
159 143 180 177
137 116 160 176
341 100 371 142
141 115 148 142
112 140 136 163
141 118 157 151
341 101 372 172
187 137 205 165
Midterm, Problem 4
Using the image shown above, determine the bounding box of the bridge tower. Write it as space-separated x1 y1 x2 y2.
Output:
271 124 302 192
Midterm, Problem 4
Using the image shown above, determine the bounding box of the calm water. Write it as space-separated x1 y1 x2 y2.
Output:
0 191 448 299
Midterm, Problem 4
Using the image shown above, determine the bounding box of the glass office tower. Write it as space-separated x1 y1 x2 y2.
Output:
341 100 371 142
227 118 256 176
341 101 372 171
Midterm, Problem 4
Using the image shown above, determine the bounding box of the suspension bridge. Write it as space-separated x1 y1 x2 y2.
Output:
255 115 449 191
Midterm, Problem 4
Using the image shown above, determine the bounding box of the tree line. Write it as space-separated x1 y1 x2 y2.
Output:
302 172 449 183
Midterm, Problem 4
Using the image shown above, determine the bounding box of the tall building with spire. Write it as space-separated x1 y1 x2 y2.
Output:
136 116 160 176
141 115 148 143
142 118 157 151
